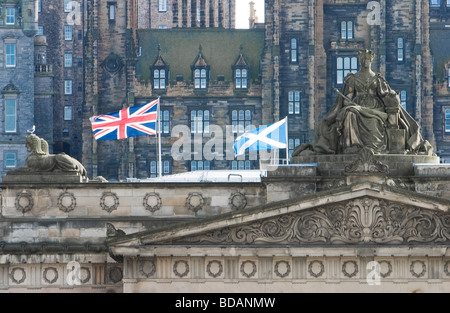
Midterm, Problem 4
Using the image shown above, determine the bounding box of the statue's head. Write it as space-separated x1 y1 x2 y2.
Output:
25 134 46 155
358 49 376 64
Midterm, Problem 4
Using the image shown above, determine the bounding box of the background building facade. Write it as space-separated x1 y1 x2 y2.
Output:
2 0 450 180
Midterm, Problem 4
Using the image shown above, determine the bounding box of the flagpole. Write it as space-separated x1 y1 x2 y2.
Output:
285 116 289 165
157 97 162 177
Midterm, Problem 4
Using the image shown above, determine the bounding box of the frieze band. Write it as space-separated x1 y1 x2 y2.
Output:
176 197 450 245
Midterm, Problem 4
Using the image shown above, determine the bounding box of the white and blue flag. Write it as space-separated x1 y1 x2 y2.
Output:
234 117 288 156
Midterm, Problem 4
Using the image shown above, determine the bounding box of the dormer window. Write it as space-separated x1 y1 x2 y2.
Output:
233 52 250 89
151 45 169 91
192 46 209 90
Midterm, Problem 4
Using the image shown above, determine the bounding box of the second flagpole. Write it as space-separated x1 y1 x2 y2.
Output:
157 97 162 177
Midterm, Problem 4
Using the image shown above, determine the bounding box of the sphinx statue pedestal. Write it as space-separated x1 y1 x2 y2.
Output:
2 171 86 184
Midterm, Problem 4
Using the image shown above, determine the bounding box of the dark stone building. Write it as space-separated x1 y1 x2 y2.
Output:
7 0 447 180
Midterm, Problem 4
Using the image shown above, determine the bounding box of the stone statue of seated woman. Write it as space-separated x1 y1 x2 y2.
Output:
9 133 87 179
294 49 433 157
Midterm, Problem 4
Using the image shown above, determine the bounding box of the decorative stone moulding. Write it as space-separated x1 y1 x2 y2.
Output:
206 260 223 278
100 192 119 213
229 192 247 211
308 260 325 278
185 192 204 214
410 260 426 278
379 260 393 278
139 259 156 278
240 260 257 278
57 191 76 212
10 267 26 284
43 267 58 284
15 192 33 213
274 260 291 278
108 266 123 283
342 260 359 278
173 260 189 278
143 192 162 213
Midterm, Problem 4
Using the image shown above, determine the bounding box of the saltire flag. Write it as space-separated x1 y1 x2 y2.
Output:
234 117 287 156
90 99 159 140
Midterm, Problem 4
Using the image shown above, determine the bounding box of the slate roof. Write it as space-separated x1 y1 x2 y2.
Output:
136 28 265 84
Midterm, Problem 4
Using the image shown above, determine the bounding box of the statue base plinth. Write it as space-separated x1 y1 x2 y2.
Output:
2 171 86 184
289 154 440 177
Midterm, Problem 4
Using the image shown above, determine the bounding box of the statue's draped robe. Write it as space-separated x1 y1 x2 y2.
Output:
314 73 429 154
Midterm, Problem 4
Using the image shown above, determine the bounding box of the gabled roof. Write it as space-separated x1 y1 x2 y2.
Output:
108 183 450 251
136 28 265 83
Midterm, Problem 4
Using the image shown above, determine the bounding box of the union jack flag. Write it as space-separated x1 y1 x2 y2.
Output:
90 99 159 140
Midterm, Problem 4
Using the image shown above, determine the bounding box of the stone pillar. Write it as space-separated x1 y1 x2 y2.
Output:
178 0 183 28
187 0 192 27
213 0 219 27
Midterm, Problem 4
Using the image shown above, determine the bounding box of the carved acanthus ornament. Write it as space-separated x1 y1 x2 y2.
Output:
173 197 450 245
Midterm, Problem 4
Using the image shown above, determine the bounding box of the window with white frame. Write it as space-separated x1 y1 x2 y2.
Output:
235 68 248 89
400 90 407 110
5 8 16 25
288 91 301 115
191 160 210 171
64 0 72 12
430 0 441 7
232 160 251 170
191 110 210 134
38 0 42 12
153 69 166 89
149 160 171 176
445 108 450 133
64 106 73 120
64 25 73 41
108 3 116 21
37 26 44 36
232 109 252 134
447 0 450 6
64 53 73 67
5 99 17 133
341 21 353 40
159 0 167 12
5 43 16 68
290 38 298 63
64 80 73 95
5 152 16 168
194 69 208 89
159 110 170 134
288 138 302 158
397 38 404 62
337 56 358 84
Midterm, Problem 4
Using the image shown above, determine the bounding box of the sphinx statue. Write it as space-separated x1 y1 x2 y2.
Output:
9 133 87 180
294 49 433 157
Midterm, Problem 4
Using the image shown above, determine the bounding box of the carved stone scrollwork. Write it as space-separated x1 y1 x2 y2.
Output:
139 259 156 278
173 260 189 278
10 267 26 284
229 192 247 211
240 260 257 278
57 191 76 212
345 147 389 174
186 192 204 214
100 192 119 213
342 260 358 278
143 192 162 213
15 192 33 213
177 197 450 245
80 267 91 284
308 260 324 278
206 260 223 278
43 267 58 284
274 260 291 278
410 260 426 278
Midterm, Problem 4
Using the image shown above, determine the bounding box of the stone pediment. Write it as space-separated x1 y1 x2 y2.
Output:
108 183 450 248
